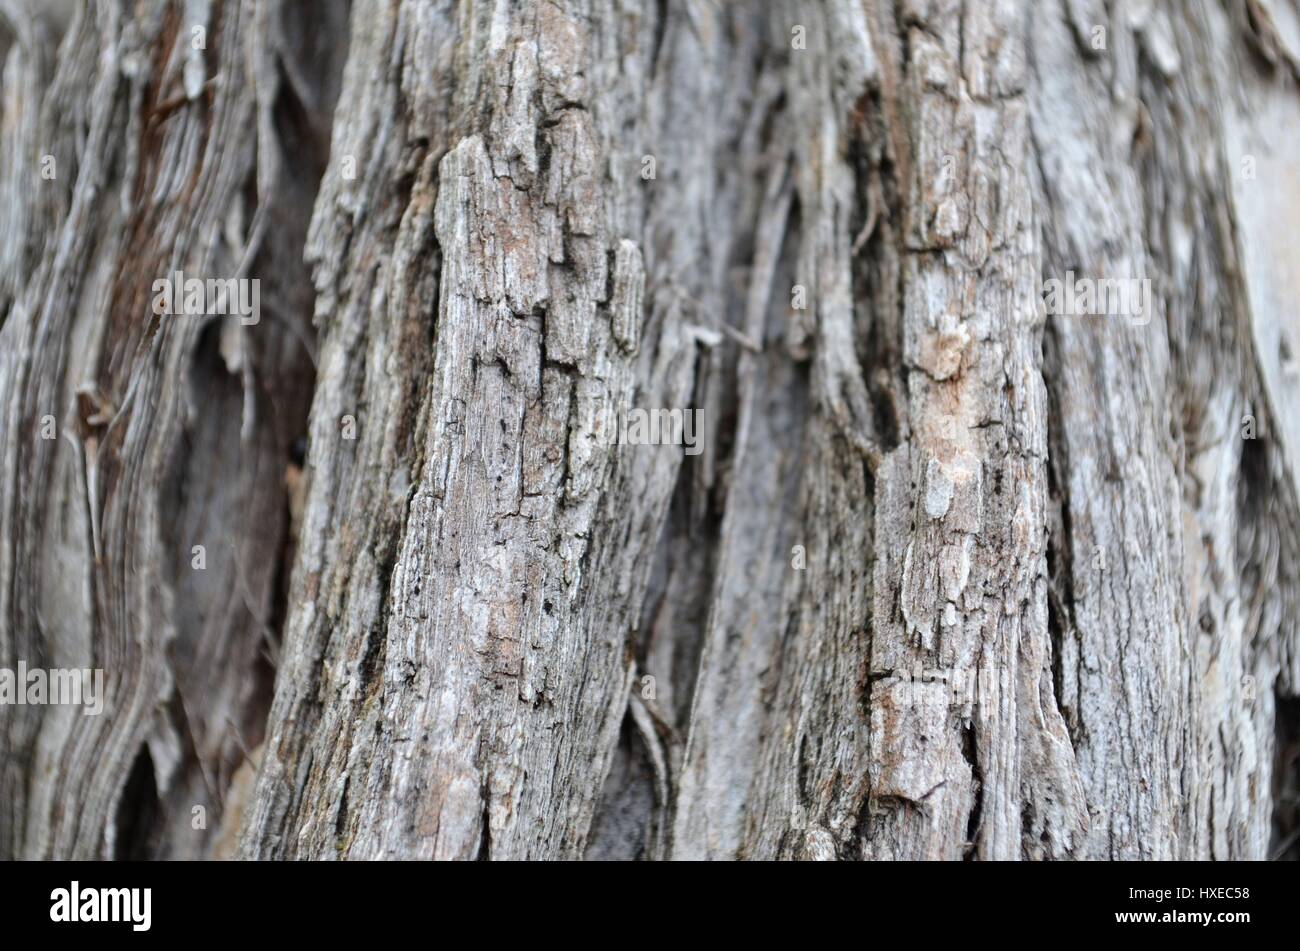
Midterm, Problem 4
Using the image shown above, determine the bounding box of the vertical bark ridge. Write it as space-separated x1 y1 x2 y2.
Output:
740 0 1088 862
242 0 776 859
1032 0 1300 859
1029 0 1191 859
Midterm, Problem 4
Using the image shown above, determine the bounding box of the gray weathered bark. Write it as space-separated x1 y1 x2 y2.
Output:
2 0 1298 861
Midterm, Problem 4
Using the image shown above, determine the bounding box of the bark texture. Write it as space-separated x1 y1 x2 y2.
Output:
2 0 1299 861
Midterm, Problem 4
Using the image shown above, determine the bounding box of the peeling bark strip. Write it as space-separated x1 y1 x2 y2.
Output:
3 1 1300 861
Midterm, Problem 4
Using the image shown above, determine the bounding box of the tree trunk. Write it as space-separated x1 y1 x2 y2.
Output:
2 0 1298 861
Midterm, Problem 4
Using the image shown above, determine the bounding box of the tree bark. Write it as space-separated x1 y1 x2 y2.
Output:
2 0 1298 861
